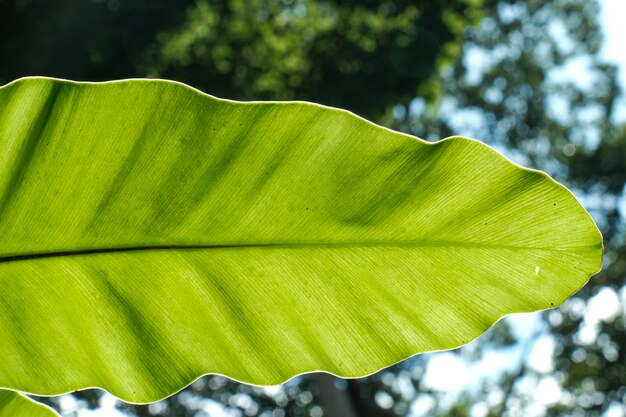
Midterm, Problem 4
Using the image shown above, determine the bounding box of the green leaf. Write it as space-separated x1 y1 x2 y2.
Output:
0 390 59 417
0 77 601 403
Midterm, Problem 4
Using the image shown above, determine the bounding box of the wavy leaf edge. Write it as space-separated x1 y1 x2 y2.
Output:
0 389 61 417
0 77 603 404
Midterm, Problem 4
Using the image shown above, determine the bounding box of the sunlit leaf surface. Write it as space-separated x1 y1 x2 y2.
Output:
0 390 59 417
0 78 601 403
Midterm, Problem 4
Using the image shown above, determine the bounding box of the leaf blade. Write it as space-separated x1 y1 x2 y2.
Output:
0 77 601 402
0 390 60 417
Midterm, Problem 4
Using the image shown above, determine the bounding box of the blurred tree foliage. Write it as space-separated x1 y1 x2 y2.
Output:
392 0 626 416
0 0 481 121
2 0 626 416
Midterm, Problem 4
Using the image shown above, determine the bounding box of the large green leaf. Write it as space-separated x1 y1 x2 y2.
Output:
0 77 601 403
0 390 59 417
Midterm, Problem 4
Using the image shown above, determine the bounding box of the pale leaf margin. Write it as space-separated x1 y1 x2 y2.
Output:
0 77 603 407
0 389 60 417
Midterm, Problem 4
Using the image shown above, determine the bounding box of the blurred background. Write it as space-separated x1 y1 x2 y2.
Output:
1 0 625 416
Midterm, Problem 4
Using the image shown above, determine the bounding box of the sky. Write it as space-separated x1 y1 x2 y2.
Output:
601 0 626 87
600 0 626 122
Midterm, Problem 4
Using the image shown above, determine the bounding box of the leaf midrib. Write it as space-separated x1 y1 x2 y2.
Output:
0 241 598 263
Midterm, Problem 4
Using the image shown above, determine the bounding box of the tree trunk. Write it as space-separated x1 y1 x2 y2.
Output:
311 373 360 417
